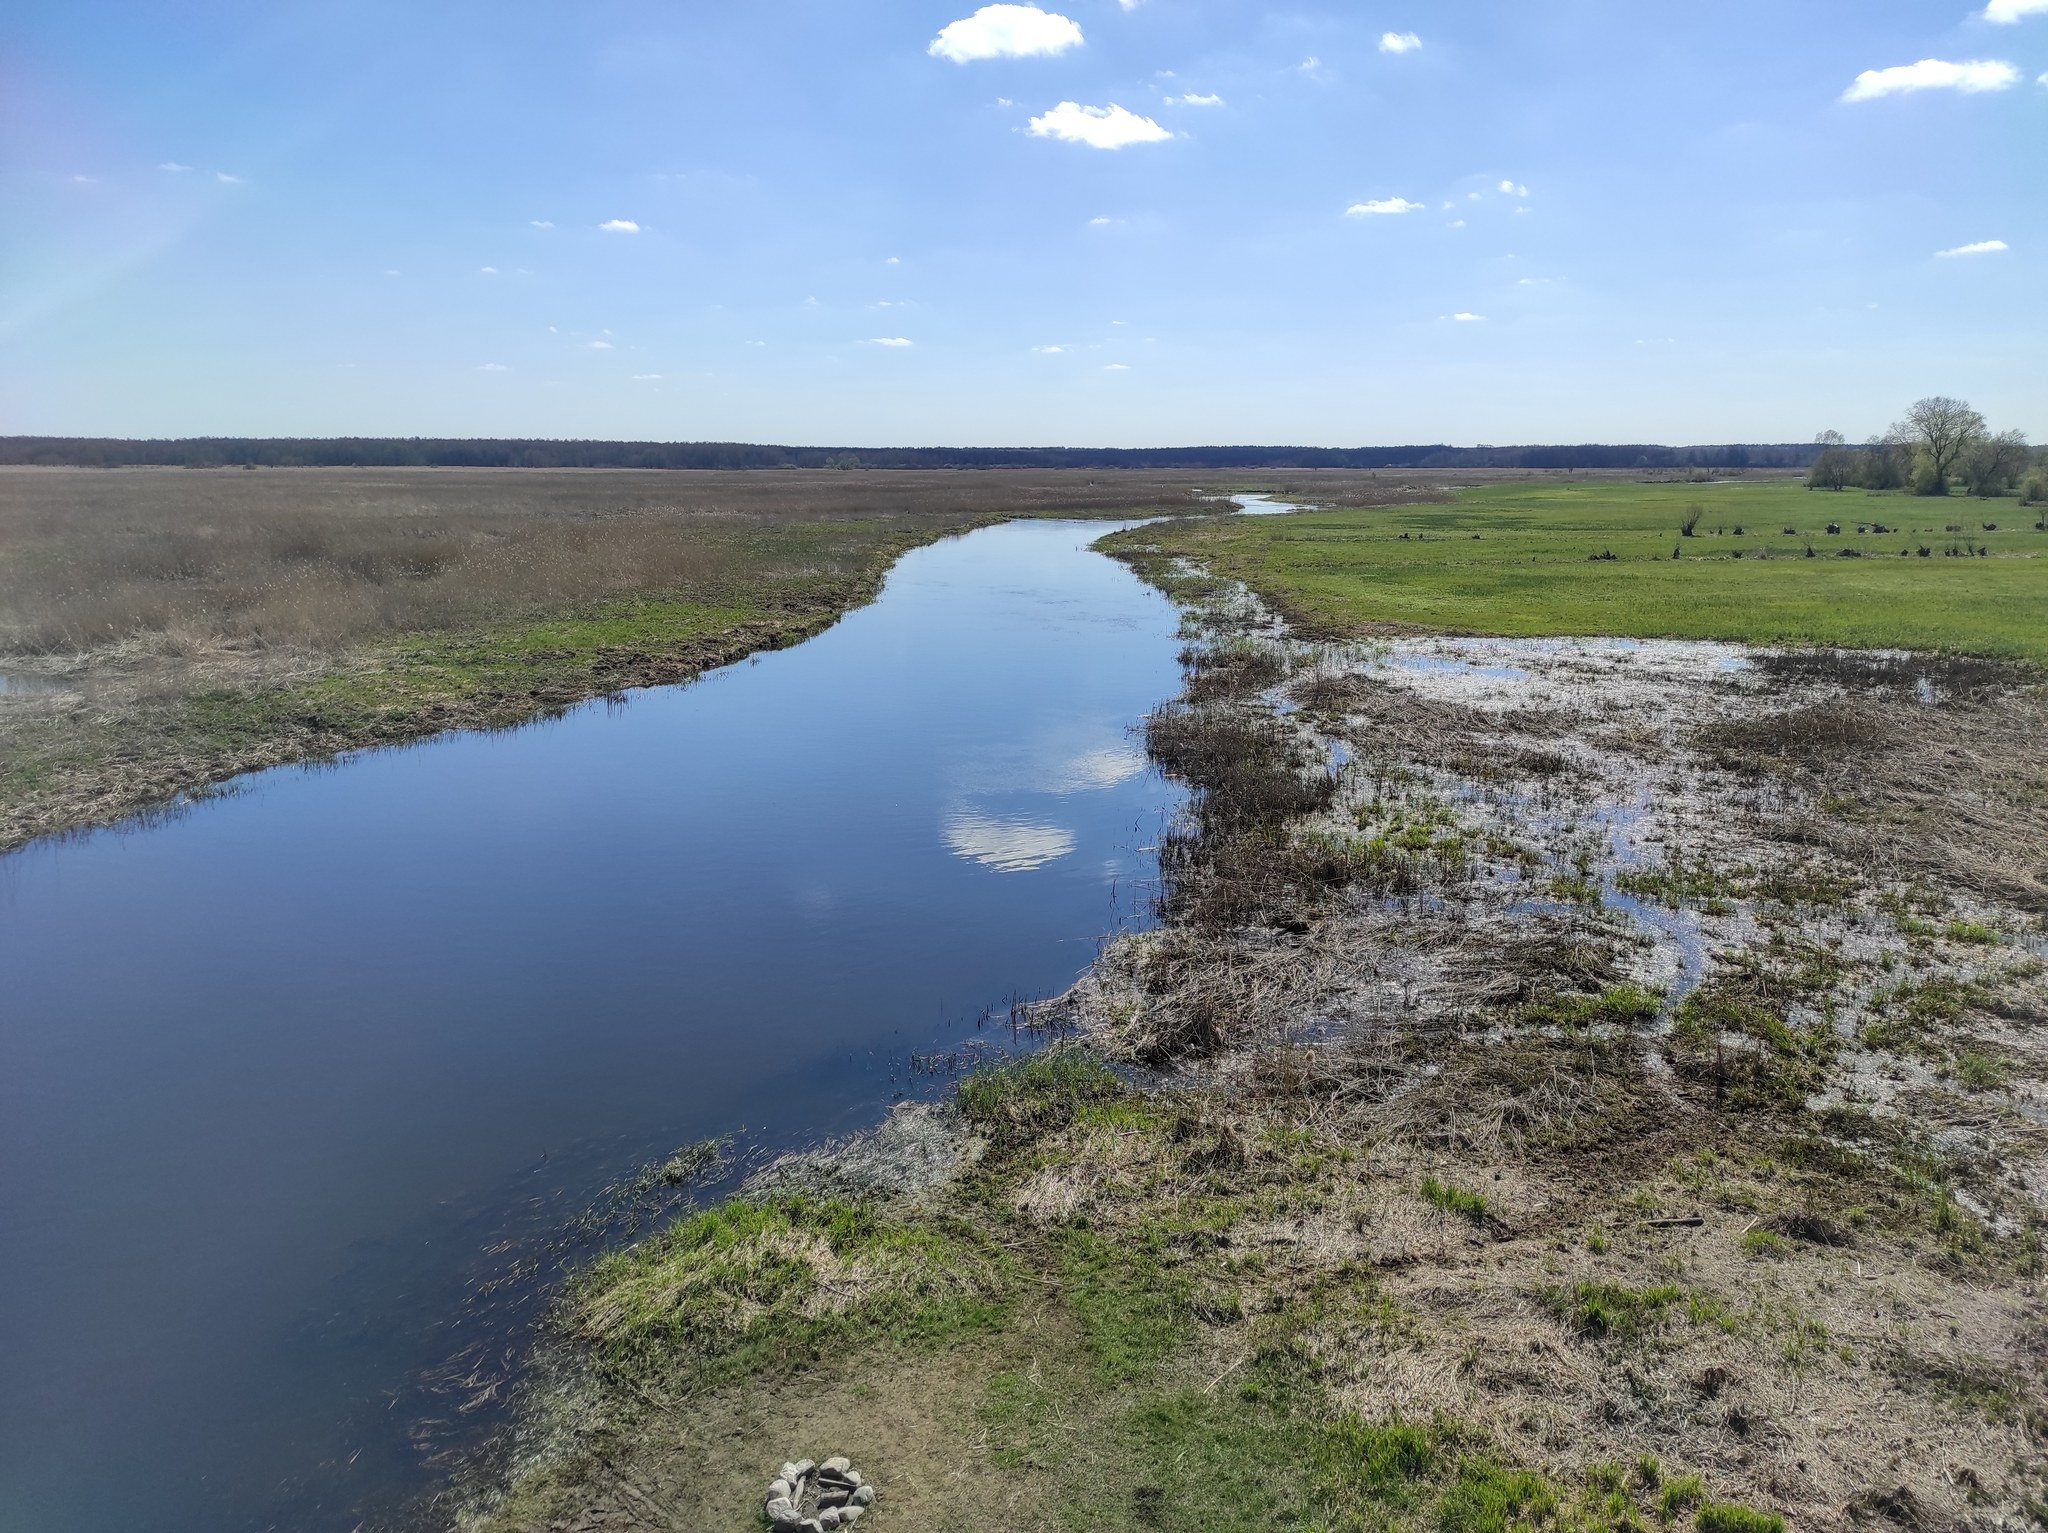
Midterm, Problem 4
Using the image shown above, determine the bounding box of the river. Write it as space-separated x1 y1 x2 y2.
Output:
0 517 1189 1533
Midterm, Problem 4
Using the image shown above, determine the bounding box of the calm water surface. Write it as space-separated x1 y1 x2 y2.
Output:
0 519 1188 1533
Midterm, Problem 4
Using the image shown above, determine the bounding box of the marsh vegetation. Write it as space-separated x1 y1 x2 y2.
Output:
451 491 2048 1533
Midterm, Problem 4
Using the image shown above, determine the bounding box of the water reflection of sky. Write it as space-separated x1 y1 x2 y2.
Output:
942 739 1152 873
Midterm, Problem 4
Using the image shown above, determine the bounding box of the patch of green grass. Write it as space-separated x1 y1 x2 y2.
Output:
1697 1503 1785 1533
957 1049 1128 1147
1520 983 1665 1029
1421 1174 1491 1223
1547 1280 1683 1342
1615 855 1739 910
1104 480 2048 661
1952 1050 2010 1092
1942 920 2002 946
1740 1229 1792 1260
1658 1474 1706 1522
574 1193 1008 1389
1058 1226 1192 1385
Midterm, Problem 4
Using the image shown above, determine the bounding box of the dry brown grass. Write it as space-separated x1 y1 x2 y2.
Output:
0 467 1283 656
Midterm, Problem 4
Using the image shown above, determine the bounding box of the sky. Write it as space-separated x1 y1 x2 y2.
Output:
3 0 2043 446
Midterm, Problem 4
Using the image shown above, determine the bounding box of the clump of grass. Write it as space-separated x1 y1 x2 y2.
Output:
1421 1174 1490 1223
1548 1280 1682 1342
1942 919 2001 945
1952 1050 2010 1092
1438 1459 1558 1533
957 1050 1125 1147
1740 1229 1792 1260
1520 983 1664 1030
574 1193 1006 1389
1658 1473 1706 1522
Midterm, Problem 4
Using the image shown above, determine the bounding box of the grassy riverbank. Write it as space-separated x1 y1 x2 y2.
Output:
0 467 1441 852
450 515 2048 1533
1103 479 2048 660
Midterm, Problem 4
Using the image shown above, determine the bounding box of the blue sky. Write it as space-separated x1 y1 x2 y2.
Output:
4 0 2042 445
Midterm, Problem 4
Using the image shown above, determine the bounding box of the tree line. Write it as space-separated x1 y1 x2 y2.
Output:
1808 397 2042 501
0 437 1825 473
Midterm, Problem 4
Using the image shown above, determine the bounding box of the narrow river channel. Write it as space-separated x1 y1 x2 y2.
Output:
0 517 1190 1533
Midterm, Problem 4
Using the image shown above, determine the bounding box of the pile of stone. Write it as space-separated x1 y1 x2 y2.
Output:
764 1456 875 1531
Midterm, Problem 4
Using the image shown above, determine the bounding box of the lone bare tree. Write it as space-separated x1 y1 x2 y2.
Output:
1893 396 1987 495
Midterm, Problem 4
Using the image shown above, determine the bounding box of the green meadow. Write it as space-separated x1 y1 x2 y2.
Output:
1111 479 2048 662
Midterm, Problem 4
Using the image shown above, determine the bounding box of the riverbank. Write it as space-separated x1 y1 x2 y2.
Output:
2 467 1434 853
441 538 2048 1532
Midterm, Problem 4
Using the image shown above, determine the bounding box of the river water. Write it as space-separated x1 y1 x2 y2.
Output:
0 518 1189 1533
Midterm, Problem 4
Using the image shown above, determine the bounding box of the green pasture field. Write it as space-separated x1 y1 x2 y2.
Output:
1110 479 2048 662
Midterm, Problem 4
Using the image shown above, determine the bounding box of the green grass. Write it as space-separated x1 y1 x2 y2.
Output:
1105 479 2048 661
1421 1174 1492 1223
572 1193 1009 1388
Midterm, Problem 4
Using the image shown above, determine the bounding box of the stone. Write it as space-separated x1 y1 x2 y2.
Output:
844 1470 864 1488
790 1459 817 1480
850 1486 876 1508
768 1480 793 1502
817 1488 849 1509
780 1463 805 1485
800 1522 824 1533
821 1456 852 1475
764 1499 801 1528
840 1507 864 1526
819 1511 842 1531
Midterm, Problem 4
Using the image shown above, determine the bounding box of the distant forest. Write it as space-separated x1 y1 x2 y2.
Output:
0 438 1822 472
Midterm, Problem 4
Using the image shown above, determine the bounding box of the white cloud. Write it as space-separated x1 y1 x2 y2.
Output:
1379 31 1422 54
1104 363 1130 371
71 174 98 184
383 269 401 277
1345 197 1424 217
159 161 192 173
1088 215 1115 225
478 363 509 372
588 340 613 349
1027 101 1172 148
632 373 662 380
1935 239 2009 257
1449 312 1486 322
928 5 1083 63
1174 91 1223 106
1841 58 2019 100
1449 218 1466 228
480 266 500 275
530 219 554 229
215 171 243 184
1297 56 1324 76
867 337 913 347
886 256 901 265
1499 180 1529 197
1984 0 2048 21
598 218 640 233
1032 344 1068 353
